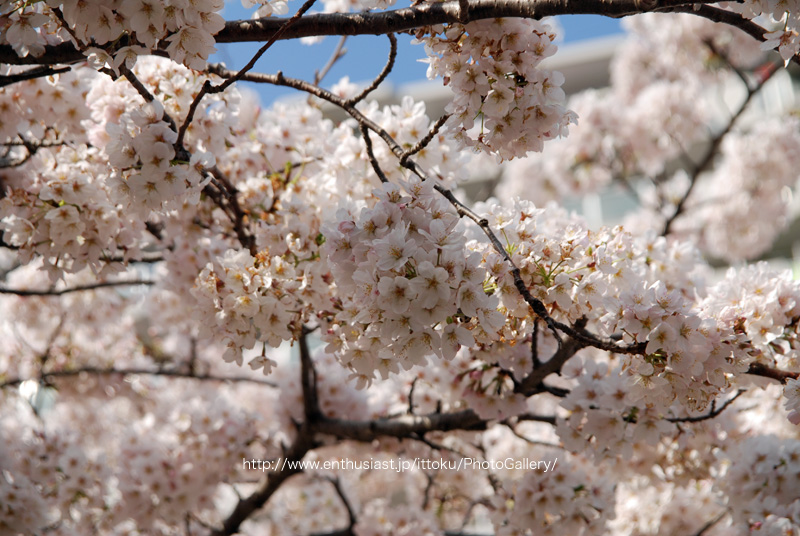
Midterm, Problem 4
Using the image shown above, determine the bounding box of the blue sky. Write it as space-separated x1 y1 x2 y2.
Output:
214 2 622 105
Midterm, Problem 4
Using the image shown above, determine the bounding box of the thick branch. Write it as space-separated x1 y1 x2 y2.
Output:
515 333 585 395
213 326 320 536
747 362 800 383
0 65 71 88
315 409 486 441
0 0 767 67
211 433 314 536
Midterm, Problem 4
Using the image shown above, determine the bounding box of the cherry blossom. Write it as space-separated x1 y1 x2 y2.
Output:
3 2 800 535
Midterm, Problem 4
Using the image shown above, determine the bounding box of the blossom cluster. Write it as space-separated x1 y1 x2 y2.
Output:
687 117 800 261
421 18 576 160
489 455 616 536
719 434 800 531
5 5 800 536
321 179 504 384
0 0 224 70
466 200 794 430
0 57 242 281
726 0 800 64
0 368 257 534
499 14 766 205
191 247 319 372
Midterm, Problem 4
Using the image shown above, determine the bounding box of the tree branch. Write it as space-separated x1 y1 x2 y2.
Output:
315 409 486 441
0 366 277 390
1 0 772 67
515 331 585 396
667 389 745 423
176 0 318 151
0 279 154 296
662 58 779 235
211 326 320 535
399 112 450 166
300 325 321 422
747 362 800 383
314 36 348 86
210 432 314 536
309 478 357 536
359 124 390 183
0 65 71 88
345 33 397 107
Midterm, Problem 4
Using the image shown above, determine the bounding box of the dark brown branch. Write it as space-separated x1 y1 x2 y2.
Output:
662 59 779 235
530 319 541 368
359 124 390 183
176 0 318 151
117 63 180 143
666 5 770 52
1 0 769 67
0 65 71 88
0 137 68 168
515 331 585 396
207 166 257 255
0 366 277 390
667 389 745 423
316 408 486 441
314 35 348 85
211 432 314 536
0 279 154 296
345 33 397 107
513 413 557 425
503 421 564 449
693 511 728 536
747 362 800 383
299 325 321 422
408 377 418 414
399 112 450 166
212 326 320 536
309 478 357 536
537 382 569 398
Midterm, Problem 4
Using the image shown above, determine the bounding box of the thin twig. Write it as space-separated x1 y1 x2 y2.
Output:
693 510 728 536
359 124 389 183
208 166 257 255
399 113 450 166
345 33 397 106
667 389 746 423
176 0 319 150
408 377 418 414
0 366 277 390
309 478 357 536
314 35 348 86
503 421 564 449
0 279 154 296
662 59 779 235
